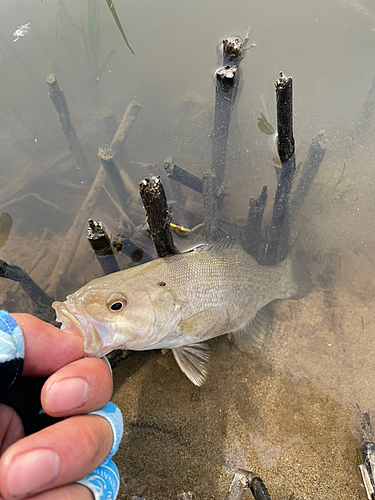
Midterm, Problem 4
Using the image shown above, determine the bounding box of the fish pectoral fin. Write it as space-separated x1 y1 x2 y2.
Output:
233 305 272 353
172 343 210 387
178 307 223 336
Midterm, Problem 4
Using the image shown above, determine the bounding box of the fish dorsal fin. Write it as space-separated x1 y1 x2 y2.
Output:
172 343 211 386
233 305 272 352
197 237 238 253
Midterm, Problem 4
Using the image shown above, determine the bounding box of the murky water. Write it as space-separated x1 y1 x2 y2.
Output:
1 0 375 498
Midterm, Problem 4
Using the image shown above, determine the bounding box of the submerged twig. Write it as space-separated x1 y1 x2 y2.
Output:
139 176 179 258
164 160 203 194
292 131 327 214
0 259 54 319
46 74 93 185
110 101 141 158
263 73 296 264
87 219 120 275
202 171 220 243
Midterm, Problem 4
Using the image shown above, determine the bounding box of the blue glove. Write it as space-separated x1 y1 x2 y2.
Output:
76 402 123 500
0 311 123 499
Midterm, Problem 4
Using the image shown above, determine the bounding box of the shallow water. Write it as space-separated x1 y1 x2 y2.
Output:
1 0 375 498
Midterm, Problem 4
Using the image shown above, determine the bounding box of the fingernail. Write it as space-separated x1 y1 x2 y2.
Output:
7 449 60 497
45 377 89 413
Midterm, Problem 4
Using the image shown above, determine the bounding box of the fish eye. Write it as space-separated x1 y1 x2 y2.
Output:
106 293 127 313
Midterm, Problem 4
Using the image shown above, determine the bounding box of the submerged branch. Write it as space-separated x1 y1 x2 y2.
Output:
98 145 130 212
0 260 54 319
211 36 248 186
202 171 220 243
263 73 296 264
164 160 203 194
139 176 179 258
110 101 141 158
87 219 120 275
46 74 93 186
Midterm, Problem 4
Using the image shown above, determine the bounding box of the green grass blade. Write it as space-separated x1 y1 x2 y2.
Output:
105 0 135 55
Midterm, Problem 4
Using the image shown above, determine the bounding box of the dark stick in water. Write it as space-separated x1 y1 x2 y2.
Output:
202 171 220 243
139 176 179 258
291 131 327 214
211 36 249 187
46 74 93 185
87 219 120 275
264 73 296 264
164 160 203 194
241 185 267 260
0 260 54 319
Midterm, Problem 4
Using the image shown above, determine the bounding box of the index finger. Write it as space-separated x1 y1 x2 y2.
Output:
11 314 85 377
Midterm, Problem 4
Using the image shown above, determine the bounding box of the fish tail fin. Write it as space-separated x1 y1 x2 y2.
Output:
233 247 312 353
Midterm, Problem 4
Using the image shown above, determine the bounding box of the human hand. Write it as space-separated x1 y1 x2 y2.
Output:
0 313 121 499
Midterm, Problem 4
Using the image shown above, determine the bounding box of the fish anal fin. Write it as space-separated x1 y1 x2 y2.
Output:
233 305 272 353
172 343 210 386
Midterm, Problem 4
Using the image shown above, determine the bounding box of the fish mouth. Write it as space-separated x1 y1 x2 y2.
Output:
52 300 104 356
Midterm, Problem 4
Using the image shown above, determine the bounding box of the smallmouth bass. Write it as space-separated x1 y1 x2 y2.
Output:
53 239 299 385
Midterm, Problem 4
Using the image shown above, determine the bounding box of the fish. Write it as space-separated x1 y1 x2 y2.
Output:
52 239 299 386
